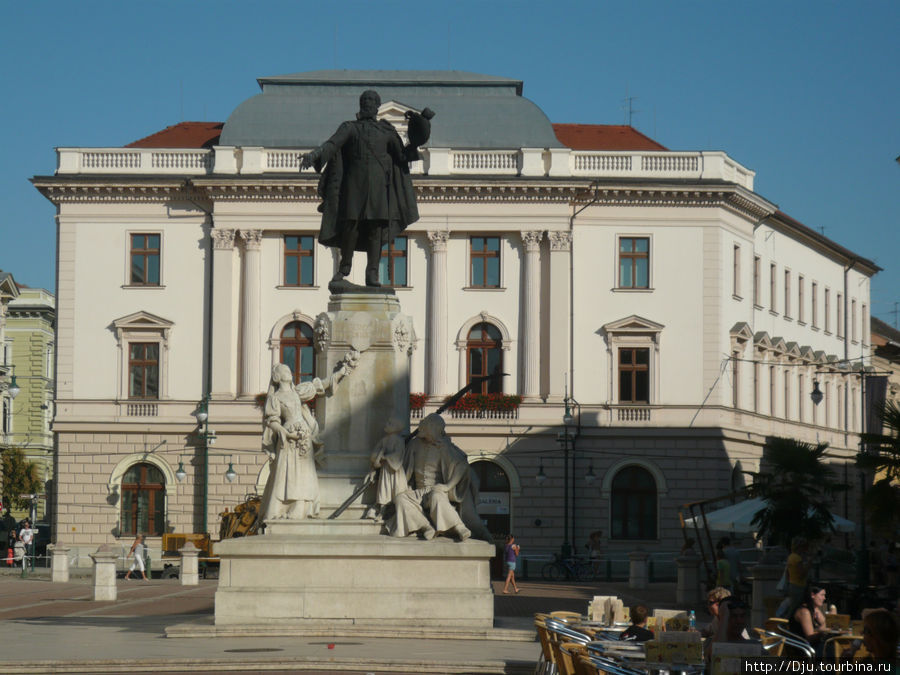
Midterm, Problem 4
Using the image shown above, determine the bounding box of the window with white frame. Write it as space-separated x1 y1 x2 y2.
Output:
811 282 819 328
784 270 792 318
733 245 741 298
128 233 162 286
798 276 805 323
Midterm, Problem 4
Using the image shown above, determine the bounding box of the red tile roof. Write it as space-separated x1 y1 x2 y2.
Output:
552 124 667 151
126 122 223 149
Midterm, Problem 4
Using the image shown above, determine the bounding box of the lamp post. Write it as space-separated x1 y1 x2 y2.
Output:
556 393 581 559
191 397 211 535
810 368 887 590
1 364 19 399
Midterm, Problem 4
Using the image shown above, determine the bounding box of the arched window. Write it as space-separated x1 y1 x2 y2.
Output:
467 323 503 393
470 460 510 539
610 465 657 540
121 463 165 537
280 321 315 383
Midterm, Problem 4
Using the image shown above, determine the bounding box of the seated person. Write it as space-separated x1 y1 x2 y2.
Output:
849 608 899 666
789 585 829 653
620 604 654 642
702 586 733 639
706 597 757 662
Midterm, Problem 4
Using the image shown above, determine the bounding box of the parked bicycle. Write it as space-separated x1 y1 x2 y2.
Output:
541 554 595 581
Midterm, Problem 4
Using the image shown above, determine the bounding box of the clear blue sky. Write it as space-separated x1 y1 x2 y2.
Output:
2 1 898 324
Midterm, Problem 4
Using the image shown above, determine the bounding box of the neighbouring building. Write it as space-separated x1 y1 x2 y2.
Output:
1 270 22 465
32 70 880 566
4 286 56 519
871 317 900 420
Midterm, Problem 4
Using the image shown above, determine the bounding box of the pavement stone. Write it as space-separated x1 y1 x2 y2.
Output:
0 570 694 674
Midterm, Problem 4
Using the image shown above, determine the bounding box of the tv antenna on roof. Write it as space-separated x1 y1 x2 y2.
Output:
623 87 640 126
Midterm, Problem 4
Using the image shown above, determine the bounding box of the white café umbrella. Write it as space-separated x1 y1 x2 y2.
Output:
683 497 855 534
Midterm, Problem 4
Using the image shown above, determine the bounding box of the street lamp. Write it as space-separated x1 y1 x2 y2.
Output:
556 392 581 558
535 459 547 484
1 365 19 399
175 459 187 482
810 380 824 407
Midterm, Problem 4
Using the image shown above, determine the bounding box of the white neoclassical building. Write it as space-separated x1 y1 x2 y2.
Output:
33 70 878 565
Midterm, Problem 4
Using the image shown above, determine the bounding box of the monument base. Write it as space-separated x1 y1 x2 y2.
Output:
214 529 495 629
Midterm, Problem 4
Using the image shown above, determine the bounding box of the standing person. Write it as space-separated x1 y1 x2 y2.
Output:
587 530 603 576
502 534 521 594
124 534 148 580
777 537 811 618
722 537 743 588
8 527 20 566
715 547 732 589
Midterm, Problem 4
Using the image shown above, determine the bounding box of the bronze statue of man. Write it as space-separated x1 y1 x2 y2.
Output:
302 90 432 289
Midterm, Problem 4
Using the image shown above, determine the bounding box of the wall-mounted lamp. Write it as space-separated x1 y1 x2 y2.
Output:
1 367 19 399
175 458 187 482
536 459 547 484
585 462 596 484
810 380 824 406
225 460 237 483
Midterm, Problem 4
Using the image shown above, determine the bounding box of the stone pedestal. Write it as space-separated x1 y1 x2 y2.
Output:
49 544 70 583
214 526 494 630
90 545 118 601
751 562 783 629
314 293 414 514
629 550 650 589
676 549 701 605
180 541 200 586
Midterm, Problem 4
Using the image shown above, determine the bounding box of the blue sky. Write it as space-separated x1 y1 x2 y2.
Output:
2 1 898 323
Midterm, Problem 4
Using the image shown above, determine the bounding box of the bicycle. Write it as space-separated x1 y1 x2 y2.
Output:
541 554 593 581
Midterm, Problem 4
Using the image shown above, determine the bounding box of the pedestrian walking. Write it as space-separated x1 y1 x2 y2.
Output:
502 534 520 594
124 534 148 580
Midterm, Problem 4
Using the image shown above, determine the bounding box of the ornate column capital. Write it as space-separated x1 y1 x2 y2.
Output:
239 229 263 250
212 228 236 250
548 230 572 252
521 230 543 252
427 230 450 252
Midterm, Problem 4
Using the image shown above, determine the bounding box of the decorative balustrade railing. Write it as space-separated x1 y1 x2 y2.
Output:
617 407 651 422
125 402 158 417
56 148 753 189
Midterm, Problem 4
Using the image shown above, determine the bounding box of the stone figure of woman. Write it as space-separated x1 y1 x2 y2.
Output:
259 353 357 522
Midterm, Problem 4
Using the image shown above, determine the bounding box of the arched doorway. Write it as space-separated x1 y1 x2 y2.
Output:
121 462 166 536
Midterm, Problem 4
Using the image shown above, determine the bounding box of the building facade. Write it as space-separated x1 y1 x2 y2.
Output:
33 71 879 563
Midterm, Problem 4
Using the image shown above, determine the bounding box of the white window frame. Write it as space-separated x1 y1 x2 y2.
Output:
602 315 664 405
124 230 164 289
112 311 173 400
614 234 653 291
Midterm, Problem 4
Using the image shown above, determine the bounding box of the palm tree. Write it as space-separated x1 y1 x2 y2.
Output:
856 399 900 532
747 437 849 548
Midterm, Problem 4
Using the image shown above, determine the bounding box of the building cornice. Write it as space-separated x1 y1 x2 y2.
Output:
34 175 775 220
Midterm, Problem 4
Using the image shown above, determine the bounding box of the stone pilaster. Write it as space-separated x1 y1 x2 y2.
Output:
547 231 572 401
180 540 200 586
239 229 263 397
427 230 450 397
90 545 118 601
521 231 543 399
210 228 238 399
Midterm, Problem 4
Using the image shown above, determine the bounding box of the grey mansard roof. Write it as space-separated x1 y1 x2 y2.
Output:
219 70 564 149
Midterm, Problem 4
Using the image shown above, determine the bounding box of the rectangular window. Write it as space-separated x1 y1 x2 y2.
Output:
862 304 868 344
770 263 777 312
753 362 760 412
784 270 792 318
798 373 804 423
618 237 650 289
837 293 844 337
130 234 161 285
825 381 832 427
784 370 791 419
128 343 159 399
732 353 739 408
283 235 315 286
733 245 741 298
811 282 819 327
851 299 857 341
753 256 761 305
470 236 501 288
825 288 831 333
769 365 776 416
798 276 805 323
838 384 845 430
618 348 650 403
379 236 408 287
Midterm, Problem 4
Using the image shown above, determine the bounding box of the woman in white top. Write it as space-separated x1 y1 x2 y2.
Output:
125 534 148 580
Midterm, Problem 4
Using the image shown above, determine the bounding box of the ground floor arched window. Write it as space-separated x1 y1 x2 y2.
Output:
121 463 165 536
470 460 510 538
610 465 657 540
280 321 316 383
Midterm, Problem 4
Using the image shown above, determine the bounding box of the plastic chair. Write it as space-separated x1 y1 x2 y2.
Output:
560 642 589 675
753 629 786 656
765 617 789 632
551 610 584 624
